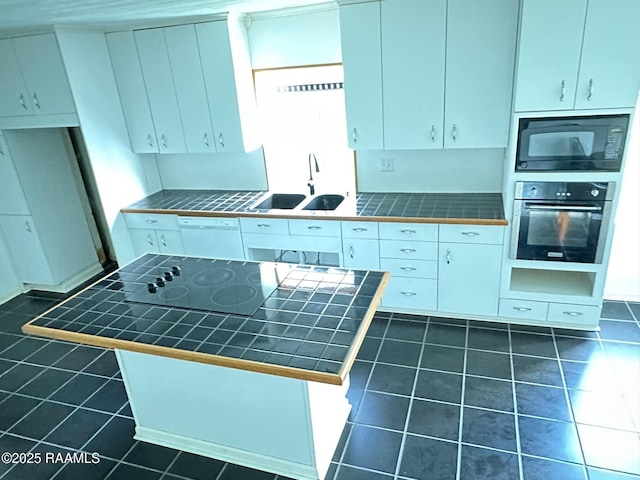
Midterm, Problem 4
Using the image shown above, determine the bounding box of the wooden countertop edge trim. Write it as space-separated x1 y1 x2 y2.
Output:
21 322 344 385
121 208 508 226
337 271 391 384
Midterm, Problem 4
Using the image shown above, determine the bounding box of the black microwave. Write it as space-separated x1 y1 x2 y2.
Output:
515 114 629 172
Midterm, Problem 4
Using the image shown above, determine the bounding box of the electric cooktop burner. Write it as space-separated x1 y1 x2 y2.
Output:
126 258 283 316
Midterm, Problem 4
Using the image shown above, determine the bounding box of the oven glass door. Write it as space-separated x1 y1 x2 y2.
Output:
517 202 603 262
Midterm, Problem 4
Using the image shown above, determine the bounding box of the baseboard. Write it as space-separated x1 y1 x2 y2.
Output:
0 285 27 306
25 262 104 293
134 426 320 480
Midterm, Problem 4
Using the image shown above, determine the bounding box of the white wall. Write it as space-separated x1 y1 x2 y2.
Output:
248 7 342 69
605 111 640 301
356 149 505 193
56 29 157 264
155 149 268 190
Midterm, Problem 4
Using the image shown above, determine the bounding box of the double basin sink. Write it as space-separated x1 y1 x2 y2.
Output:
252 193 345 212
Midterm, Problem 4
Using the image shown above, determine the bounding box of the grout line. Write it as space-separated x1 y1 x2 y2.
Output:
454 318 470 480
508 324 525 480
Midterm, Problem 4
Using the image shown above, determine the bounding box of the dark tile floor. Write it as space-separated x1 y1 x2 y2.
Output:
1 288 639 480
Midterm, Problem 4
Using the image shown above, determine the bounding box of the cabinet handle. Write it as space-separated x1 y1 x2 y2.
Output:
587 78 594 101
204 133 210 147
147 234 154 246
461 232 480 237
431 125 436 143
400 291 417 297
307 226 322 230
19 94 27 110
446 248 451 264
32 92 41 109
349 244 354 259
563 311 583 317
400 248 416 253
400 266 416 272
24 220 32 233
352 128 357 144
352 227 368 232
161 134 167 149
400 229 416 234
452 124 457 142
560 80 566 102
160 234 167 247
146 219 158 224
147 134 154 147
219 132 225 148
257 223 271 228
513 306 532 312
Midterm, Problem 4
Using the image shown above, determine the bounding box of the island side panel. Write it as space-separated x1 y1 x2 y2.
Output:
116 349 330 479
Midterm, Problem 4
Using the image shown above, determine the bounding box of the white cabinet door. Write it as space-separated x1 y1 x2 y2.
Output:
12 34 76 115
382 277 438 311
445 0 517 148
339 2 384 150
156 229 184 255
165 25 215 153
514 0 587 112
342 238 380 270
106 31 159 153
0 135 30 215
135 29 186 153
382 0 445 149
196 21 247 153
0 39 31 116
575 0 640 109
129 228 160 257
438 242 502 316
0 215 55 285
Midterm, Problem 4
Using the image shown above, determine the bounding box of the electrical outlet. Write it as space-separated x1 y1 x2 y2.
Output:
379 158 394 172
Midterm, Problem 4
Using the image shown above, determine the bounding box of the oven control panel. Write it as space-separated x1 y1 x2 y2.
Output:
514 182 613 201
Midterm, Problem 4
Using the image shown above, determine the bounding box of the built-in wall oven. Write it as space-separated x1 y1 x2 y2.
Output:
515 114 629 172
511 182 614 263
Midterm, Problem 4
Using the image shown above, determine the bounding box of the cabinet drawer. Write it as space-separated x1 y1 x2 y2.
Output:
341 221 379 239
379 222 438 241
379 240 437 261
499 298 548 321
380 258 437 279
240 217 289 235
289 219 341 237
382 277 437 311
547 303 601 327
124 213 180 230
439 224 504 245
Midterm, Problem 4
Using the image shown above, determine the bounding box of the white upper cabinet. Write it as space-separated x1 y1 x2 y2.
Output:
134 29 187 153
339 2 384 150
196 20 255 153
382 0 445 150
164 25 215 153
0 34 75 117
515 0 640 111
339 0 517 150
575 0 640 109
444 0 518 148
106 31 159 153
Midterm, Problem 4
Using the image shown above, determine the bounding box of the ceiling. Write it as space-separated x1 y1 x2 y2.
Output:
0 0 331 34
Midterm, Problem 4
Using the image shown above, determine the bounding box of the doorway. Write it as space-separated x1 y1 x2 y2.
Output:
253 65 355 196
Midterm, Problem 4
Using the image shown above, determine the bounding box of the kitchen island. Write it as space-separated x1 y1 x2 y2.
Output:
22 254 389 480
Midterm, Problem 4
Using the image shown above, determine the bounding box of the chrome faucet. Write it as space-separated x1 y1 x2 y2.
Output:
307 153 319 195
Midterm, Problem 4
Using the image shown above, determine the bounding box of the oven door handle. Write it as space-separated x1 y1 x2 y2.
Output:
527 205 602 212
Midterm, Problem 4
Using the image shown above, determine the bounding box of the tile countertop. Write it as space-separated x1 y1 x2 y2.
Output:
121 190 507 225
22 254 390 385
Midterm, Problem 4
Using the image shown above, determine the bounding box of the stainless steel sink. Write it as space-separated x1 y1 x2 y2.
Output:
252 193 307 210
302 194 345 211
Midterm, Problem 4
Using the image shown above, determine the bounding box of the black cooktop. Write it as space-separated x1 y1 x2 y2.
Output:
125 257 285 316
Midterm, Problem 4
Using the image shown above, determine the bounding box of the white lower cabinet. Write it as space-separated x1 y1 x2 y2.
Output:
383 277 438 311
498 298 549 322
547 302 600 327
124 214 184 257
499 298 600 328
342 221 380 270
0 215 55 285
438 242 502 317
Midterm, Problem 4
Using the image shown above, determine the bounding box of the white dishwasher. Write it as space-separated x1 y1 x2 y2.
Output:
178 217 245 260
